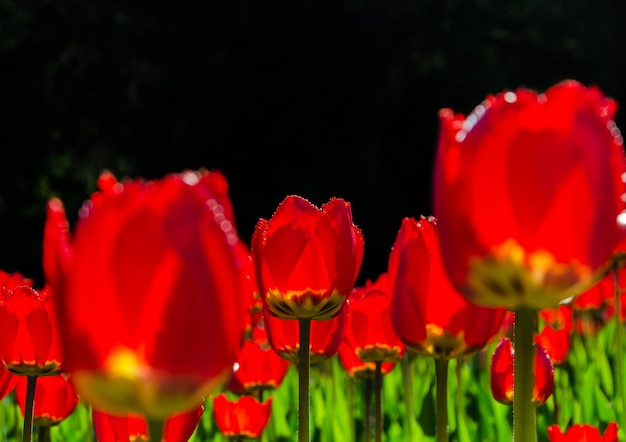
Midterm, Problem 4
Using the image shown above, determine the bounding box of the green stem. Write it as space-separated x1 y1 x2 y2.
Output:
401 355 414 440
513 308 538 442
37 426 50 442
435 358 449 442
147 417 164 442
298 318 311 442
455 359 470 442
374 361 383 442
613 264 625 430
552 367 559 425
364 378 372 442
22 375 37 442
348 373 355 440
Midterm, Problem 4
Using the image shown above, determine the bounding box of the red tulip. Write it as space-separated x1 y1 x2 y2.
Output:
337 341 396 380
342 273 405 364
434 79 626 310
92 401 204 442
43 197 73 306
0 366 17 400
389 216 507 358
0 284 63 376
537 305 572 365
536 325 570 366
15 373 78 427
212 393 272 439
0 270 33 292
263 303 346 365
230 339 290 393
490 337 554 407
547 422 619 441
581 277 612 310
54 170 250 418
251 195 364 320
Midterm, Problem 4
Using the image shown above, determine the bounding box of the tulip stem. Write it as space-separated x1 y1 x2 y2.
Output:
22 375 37 442
298 318 311 442
513 308 537 442
37 426 50 442
364 377 372 442
147 418 164 442
401 355 414 440
374 361 383 442
455 358 470 442
612 264 625 431
435 358 449 442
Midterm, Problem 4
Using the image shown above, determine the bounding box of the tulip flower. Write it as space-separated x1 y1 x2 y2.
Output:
341 272 405 442
389 217 507 359
0 226 66 442
212 393 273 439
0 283 65 442
434 79 625 311
344 273 405 365
0 284 62 377
52 170 250 436
230 339 290 394
92 401 205 442
572 274 614 335
389 216 507 442
490 337 554 407
546 422 619 442
0 270 33 293
433 79 626 442
263 303 346 365
536 326 570 366
251 195 363 442
15 373 79 427
537 305 572 365
337 342 396 380
0 366 16 401
251 195 364 321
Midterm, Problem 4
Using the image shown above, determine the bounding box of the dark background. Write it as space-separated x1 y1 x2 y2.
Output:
2 0 625 287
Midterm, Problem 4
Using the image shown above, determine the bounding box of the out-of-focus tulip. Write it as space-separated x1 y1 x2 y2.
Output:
0 270 33 292
92 401 204 442
15 373 78 427
0 284 63 376
434 79 626 310
490 337 554 407
54 170 250 418
0 367 16 400
263 304 346 365
546 422 619 441
537 305 573 365
212 393 272 439
230 339 290 393
536 326 570 366
251 195 364 320
342 273 405 364
573 273 613 311
337 341 396 380
389 216 507 358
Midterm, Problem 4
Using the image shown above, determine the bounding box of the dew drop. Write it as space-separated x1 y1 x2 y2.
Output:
181 171 200 186
504 91 517 103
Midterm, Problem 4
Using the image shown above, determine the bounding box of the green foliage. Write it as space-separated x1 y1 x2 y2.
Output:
1 316 625 441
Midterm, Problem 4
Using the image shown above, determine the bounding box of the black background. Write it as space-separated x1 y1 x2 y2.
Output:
2 0 625 286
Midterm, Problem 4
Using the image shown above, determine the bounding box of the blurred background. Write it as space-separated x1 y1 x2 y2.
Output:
1 0 625 287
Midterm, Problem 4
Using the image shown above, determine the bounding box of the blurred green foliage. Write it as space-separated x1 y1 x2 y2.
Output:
1 313 624 441
2 0 625 285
